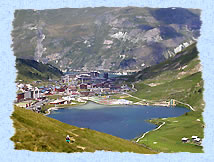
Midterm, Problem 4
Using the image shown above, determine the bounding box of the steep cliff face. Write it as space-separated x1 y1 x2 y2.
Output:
12 7 201 72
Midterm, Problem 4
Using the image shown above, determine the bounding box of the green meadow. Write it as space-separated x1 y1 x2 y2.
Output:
137 111 204 153
11 106 155 153
127 44 204 153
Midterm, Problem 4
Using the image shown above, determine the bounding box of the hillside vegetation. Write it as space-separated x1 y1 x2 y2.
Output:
130 43 204 111
16 58 63 82
126 43 204 152
11 106 155 154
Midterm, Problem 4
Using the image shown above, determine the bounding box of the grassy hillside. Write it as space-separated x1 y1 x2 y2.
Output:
130 43 204 111
16 58 63 82
126 43 205 152
11 106 155 154
137 111 204 153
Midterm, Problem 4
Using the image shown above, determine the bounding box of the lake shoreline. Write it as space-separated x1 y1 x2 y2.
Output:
135 121 166 143
44 99 190 141
44 98 191 116
46 101 190 140
44 101 87 116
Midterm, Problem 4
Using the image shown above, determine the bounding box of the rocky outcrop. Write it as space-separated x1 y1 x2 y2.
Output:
12 7 201 71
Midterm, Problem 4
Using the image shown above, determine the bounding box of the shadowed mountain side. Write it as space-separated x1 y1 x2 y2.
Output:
16 58 63 82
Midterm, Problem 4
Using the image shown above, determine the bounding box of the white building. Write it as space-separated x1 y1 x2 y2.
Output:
112 99 133 105
181 137 189 143
33 87 40 99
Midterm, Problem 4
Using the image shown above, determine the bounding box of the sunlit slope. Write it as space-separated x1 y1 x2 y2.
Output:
130 43 204 111
11 106 155 154
128 43 204 152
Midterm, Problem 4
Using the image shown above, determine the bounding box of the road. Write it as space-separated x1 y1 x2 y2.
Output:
27 99 49 110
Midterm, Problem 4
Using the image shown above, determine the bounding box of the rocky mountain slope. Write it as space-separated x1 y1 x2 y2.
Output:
12 7 201 72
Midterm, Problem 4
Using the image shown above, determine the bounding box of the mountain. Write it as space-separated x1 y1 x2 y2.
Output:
12 7 201 72
16 58 63 82
123 43 204 153
11 106 155 153
128 43 204 111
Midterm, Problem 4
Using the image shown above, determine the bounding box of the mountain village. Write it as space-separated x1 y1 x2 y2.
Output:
15 71 134 113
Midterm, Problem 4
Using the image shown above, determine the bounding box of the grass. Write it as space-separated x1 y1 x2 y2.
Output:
15 100 37 107
12 42 204 153
137 111 204 153
123 96 141 103
41 104 54 113
132 72 203 110
130 43 204 111
16 58 63 82
41 101 83 114
127 43 205 152
11 106 155 154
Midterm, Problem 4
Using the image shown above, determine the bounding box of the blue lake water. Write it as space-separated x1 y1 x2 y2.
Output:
47 102 190 140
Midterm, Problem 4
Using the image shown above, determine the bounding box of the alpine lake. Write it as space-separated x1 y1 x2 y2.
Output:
47 102 190 140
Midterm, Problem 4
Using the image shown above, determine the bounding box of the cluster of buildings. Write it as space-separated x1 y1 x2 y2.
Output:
181 136 202 145
16 84 42 102
61 71 130 97
15 71 131 107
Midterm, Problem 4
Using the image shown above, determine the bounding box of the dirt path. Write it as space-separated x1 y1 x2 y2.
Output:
174 100 195 111
136 122 166 143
